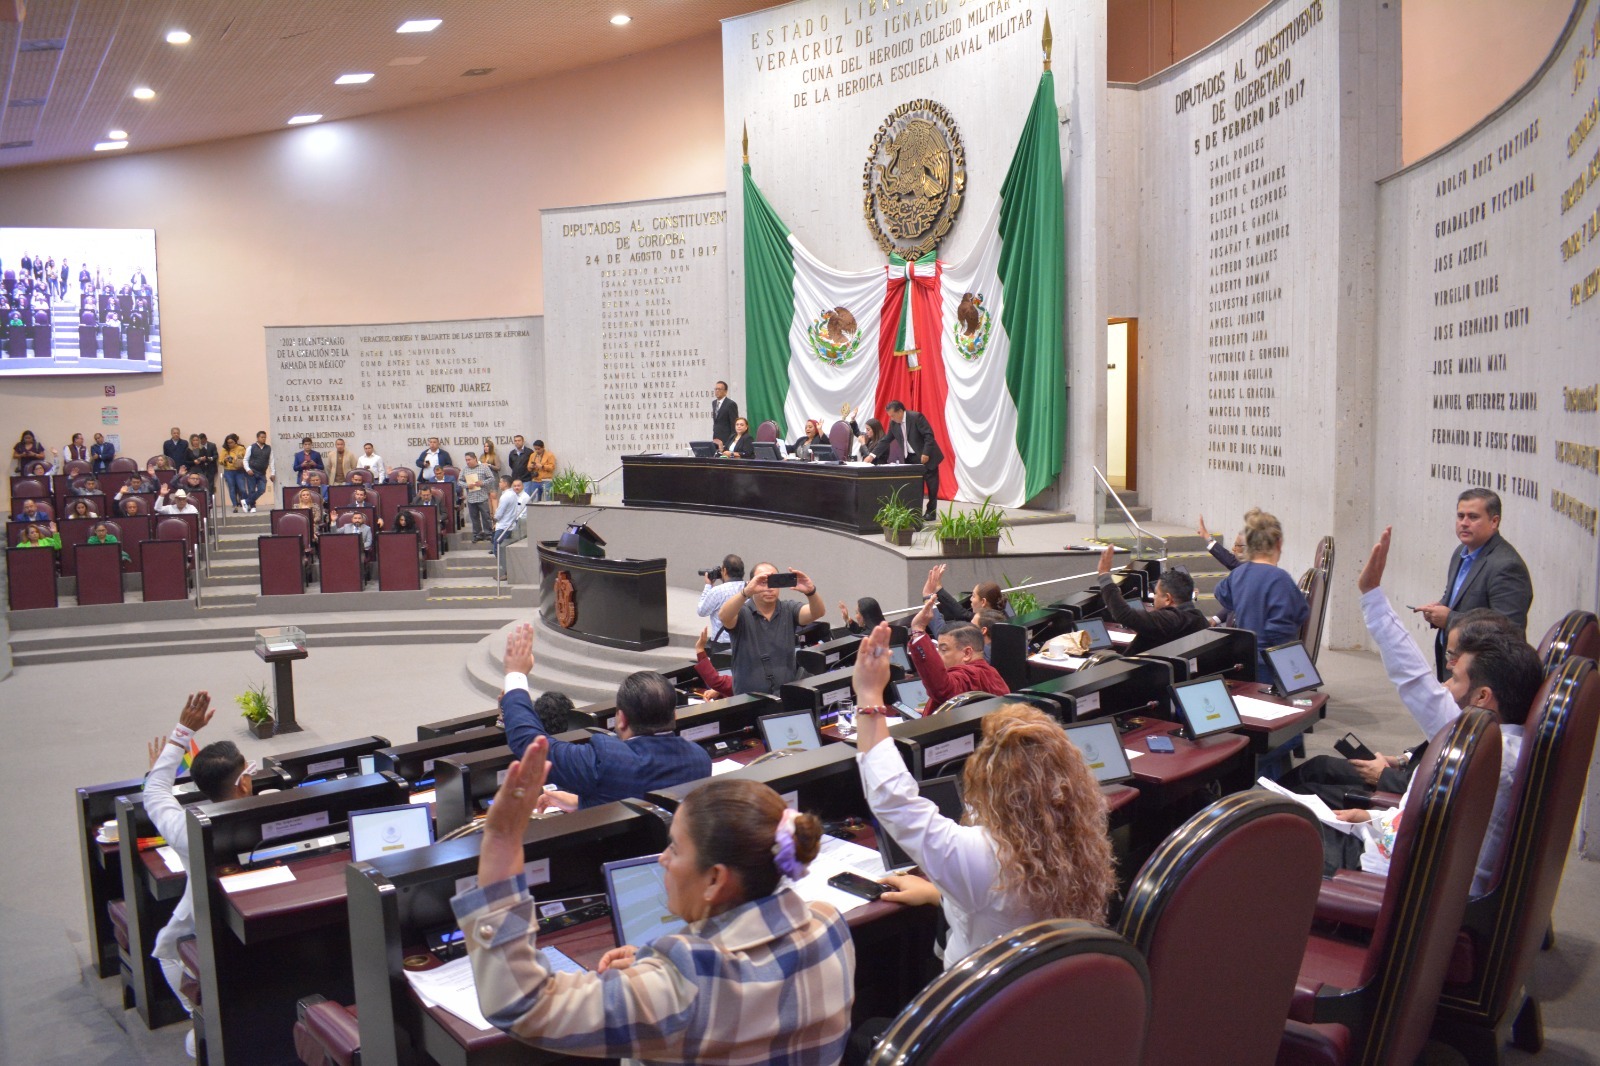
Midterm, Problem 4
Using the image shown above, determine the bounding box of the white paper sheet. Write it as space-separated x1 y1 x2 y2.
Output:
1124 748 1144 760
1233 695 1307 722
156 845 185 873
1028 653 1087 671
1109 629 1135 645
219 865 296 893
710 758 744 776
1256 777 1359 834
405 955 496 1031
791 835 888 915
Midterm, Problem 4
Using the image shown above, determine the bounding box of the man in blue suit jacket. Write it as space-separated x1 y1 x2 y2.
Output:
498 623 710 809
89 432 115 473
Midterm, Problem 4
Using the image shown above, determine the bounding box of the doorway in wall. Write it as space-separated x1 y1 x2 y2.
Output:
1106 318 1138 491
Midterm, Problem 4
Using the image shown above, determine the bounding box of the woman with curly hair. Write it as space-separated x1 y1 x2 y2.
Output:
848 622 1115 968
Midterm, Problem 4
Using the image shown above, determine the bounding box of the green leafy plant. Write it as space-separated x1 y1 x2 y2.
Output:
931 497 1012 546
235 681 272 725
1002 574 1039 618
874 486 922 534
549 468 595 499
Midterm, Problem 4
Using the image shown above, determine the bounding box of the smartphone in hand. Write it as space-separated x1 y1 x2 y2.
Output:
1334 733 1377 761
767 572 799 589
827 871 888 901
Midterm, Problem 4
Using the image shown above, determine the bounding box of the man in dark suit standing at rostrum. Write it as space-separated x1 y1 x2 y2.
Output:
1415 487 1533 679
886 399 944 520
711 380 738 449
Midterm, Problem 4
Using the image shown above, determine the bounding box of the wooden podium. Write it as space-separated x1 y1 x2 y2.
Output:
536 536 668 651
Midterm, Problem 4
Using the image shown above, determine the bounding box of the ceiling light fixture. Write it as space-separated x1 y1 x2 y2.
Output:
335 72 374 85
287 114 323 125
108 129 128 140
397 19 441 33
94 141 128 151
166 30 191 44
610 14 632 25
132 86 155 100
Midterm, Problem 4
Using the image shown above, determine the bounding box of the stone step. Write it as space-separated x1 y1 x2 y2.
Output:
464 614 704 704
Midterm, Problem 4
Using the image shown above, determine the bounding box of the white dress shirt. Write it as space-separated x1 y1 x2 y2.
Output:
857 741 1036 968
1359 587 1521 895
357 453 387 480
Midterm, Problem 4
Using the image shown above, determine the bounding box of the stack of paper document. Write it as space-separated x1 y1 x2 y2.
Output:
218 866 295 894
1256 777 1359 835
710 759 744 776
791 835 888 914
406 955 496 1031
1234 695 1306 722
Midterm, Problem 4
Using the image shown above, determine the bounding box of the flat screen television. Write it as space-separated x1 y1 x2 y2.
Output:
0 227 162 376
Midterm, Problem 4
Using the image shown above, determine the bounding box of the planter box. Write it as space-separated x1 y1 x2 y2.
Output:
883 527 915 546
556 493 592 506
249 719 275 740
938 536 1002 557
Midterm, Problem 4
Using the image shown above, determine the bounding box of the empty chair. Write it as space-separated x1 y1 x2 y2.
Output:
868 920 1150 1066
1297 566 1330 664
1279 708 1503 1066
107 457 138 473
1118 792 1323 1066
828 420 852 458
756 419 779 443
292 998 360 1066
1537 609 1599 670
9 476 48 498
153 516 196 571
1312 535 1335 572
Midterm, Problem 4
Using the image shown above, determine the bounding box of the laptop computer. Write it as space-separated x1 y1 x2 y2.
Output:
688 441 719 458
757 709 824 753
1062 719 1134 785
348 803 435 862
891 676 930 719
1072 618 1114 652
752 440 783 461
602 854 688 945
877 775 964 871
1263 640 1324 697
1170 675 1244 740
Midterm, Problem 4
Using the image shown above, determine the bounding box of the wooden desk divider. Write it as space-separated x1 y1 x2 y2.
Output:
373 727 508 789
188 773 408 1065
432 728 601 836
266 735 392 786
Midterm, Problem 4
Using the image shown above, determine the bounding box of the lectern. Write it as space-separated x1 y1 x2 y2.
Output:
557 522 606 558
254 627 308 734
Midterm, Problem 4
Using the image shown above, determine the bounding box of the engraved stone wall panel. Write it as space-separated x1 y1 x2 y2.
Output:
264 316 541 483
1376 0 1600 645
541 193 729 476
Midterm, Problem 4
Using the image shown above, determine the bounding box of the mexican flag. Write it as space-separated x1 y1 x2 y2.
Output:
744 71 1065 506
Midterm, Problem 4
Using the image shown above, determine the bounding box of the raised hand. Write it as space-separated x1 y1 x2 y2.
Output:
911 595 937 634
790 568 816 596
479 737 551 886
177 691 214 732
1357 526 1391 595
503 622 535 675
922 564 946 598
1097 545 1116 575
695 627 709 656
1196 514 1211 540
147 736 165 769
853 622 892 706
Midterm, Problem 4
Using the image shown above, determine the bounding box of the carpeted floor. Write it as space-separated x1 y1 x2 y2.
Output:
0 636 1595 1064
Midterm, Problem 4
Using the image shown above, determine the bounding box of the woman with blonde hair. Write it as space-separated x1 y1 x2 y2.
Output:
1213 506 1307 680
849 623 1115 967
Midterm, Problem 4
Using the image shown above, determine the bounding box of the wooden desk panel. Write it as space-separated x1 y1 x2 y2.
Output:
621 454 924 534
222 849 353 944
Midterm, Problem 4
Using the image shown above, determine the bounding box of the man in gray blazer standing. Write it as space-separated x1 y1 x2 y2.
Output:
1416 487 1533 679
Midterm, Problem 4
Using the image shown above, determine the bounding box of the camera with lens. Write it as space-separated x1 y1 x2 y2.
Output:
698 565 724 582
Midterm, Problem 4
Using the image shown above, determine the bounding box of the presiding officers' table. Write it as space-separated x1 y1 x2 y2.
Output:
621 454 926 534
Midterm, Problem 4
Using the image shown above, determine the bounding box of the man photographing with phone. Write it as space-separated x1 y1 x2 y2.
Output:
717 561 824 695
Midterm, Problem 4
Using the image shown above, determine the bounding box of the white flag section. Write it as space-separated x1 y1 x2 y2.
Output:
783 235 885 437
939 199 1027 505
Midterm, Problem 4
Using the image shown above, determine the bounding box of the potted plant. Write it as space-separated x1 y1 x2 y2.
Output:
874 486 921 546
932 497 1010 557
550 468 595 505
236 681 274 739
1002 574 1039 618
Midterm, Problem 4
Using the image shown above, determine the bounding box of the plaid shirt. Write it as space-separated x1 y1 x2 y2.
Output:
451 876 854 1065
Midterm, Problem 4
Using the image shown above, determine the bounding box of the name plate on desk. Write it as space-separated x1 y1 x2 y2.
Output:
1076 692 1101 717
924 734 975 767
220 866 296 894
681 722 720 743
261 810 329 842
456 857 551 896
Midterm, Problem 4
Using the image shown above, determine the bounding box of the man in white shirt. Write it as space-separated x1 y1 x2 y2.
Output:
1324 527 1544 895
155 487 199 515
696 554 745 649
144 693 254 1056
356 442 386 482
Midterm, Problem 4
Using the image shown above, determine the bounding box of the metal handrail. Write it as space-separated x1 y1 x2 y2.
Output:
1092 465 1166 554
882 566 1112 619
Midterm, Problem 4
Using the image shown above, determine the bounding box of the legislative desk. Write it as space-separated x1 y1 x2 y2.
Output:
536 539 668 652
620 453 926 535
1224 680 1328 766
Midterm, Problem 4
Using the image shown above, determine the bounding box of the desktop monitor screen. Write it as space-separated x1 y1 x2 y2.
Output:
878 776 963 870
348 803 435 862
1171 676 1243 739
808 443 838 462
689 441 719 458
603 854 688 945
1264 641 1324 696
752 441 783 461
758 710 823 753
1073 618 1113 651
892 677 930 719
1062 720 1134 785
890 646 912 674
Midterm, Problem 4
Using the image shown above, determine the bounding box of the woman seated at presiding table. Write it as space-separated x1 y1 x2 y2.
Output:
453 737 856 1064
850 418 891 464
849 622 1115 969
720 417 755 459
792 419 827 460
